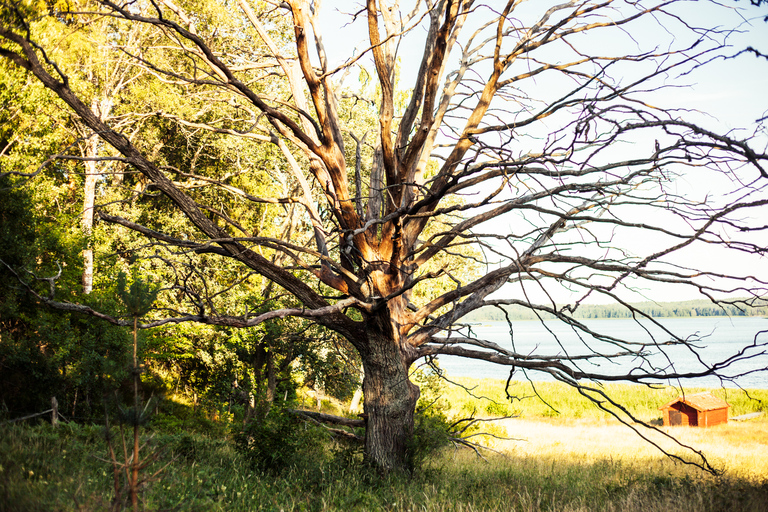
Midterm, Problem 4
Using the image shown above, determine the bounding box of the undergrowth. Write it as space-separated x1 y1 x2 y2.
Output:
2 421 767 512
2 380 767 511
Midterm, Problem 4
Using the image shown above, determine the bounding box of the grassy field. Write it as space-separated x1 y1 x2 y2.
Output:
2 380 767 511
442 377 768 422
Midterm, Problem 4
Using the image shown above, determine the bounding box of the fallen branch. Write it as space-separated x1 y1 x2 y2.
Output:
290 409 365 428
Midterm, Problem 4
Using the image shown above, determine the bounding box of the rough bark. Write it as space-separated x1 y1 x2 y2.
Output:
360 314 420 472
266 348 276 403
130 315 140 512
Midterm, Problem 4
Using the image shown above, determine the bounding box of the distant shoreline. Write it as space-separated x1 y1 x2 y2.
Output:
464 298 768 322
450 375 768 391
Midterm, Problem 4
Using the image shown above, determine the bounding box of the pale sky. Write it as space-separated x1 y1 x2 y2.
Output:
313 1 768 305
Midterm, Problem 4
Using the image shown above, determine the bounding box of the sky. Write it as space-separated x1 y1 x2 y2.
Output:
312 1 768 305
315 1 768 130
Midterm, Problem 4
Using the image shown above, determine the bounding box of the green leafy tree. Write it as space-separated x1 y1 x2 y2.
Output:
2 1 355 430
0 62 133 420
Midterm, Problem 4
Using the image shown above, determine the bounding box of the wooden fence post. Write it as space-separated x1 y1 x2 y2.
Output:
51 397 58 428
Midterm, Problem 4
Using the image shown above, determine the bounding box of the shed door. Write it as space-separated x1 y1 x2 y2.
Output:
669 410 682 426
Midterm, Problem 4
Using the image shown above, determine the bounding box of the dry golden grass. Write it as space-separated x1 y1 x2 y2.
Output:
434 377 768 480
489 417 768 481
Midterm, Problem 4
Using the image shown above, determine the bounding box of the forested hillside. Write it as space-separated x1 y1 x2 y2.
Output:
464 299 768 322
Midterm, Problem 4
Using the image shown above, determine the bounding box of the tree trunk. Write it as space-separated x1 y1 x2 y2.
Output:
361 323 420 473
82 133 97 294
349 384 363 414
266 346 276 403
131 315 140 512
82 96 112 294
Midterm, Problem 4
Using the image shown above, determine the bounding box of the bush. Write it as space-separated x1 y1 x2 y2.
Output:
234 404 327 473
408 364 455 470
162 431 229 464
485 401 510 417
408 407 453 470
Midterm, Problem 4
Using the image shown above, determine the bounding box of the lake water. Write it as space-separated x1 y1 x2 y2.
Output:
433 317 768 389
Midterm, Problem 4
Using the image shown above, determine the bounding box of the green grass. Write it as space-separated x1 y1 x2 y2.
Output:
2 380 767 511
443 378 768 422
2 419 768 511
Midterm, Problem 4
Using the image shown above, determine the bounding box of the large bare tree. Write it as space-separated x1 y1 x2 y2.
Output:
1 0 767 472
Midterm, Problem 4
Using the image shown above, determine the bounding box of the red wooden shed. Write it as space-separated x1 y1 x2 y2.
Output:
659 392 729 427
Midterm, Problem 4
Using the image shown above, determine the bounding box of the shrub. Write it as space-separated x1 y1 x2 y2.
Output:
234 404 326 473
150 397 228 436
408 363 455 470
485 401 510 417
408 407 453 470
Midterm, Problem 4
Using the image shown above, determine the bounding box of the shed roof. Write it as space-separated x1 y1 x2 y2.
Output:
659 392 730 412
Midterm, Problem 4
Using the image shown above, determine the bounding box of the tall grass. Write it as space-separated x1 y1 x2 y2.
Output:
444 378 768 422
2 422 767 511
2 380 767 511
